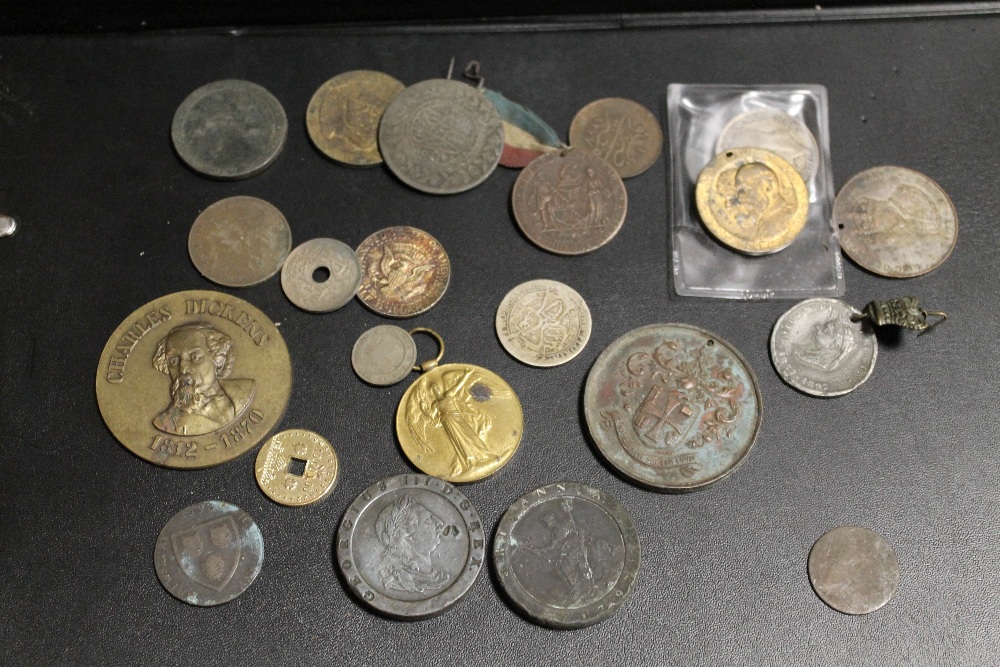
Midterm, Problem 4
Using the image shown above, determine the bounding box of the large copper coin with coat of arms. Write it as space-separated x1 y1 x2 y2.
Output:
96 290 292 469
568 97 663 179
584 323 762 492
355 226 450 318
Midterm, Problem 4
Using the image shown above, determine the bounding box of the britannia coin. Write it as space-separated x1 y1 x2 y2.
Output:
255 429 339 506
715 108 820 183
494 482 640 629
355 226 450 317
568 97 662 179
495 279 592 367
306 70 404 166
336 474 486 619
809 525 900 615
281 238 361 312
770 298 877 397
696 147 809 255
189 196 292 288
154 500 264 606
512 149 627 255
96 290 292 469
834 166 958 278
351 325 417 386
584 323 762 492
171 79 287 180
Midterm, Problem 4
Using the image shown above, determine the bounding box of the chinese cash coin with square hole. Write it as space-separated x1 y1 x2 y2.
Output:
255 429 339 506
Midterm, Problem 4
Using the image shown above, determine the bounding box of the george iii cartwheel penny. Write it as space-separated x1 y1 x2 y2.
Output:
255 429 339 506
568 97 663 179
280 238 361 312
809 525 900 615
584 323 762 492
355 226 450 318
96 290 292 469
495 279 592 367
715 108 820 183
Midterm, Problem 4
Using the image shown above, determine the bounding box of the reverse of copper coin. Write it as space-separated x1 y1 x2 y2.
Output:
809 525 900 615
255 429 339 506
495 279 592 367
695 147 809 255
355 226 450 318
568 97 662 179
280 238 361 312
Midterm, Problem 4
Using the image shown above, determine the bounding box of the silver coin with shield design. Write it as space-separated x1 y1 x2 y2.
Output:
495 279 592 367
281 238 361 312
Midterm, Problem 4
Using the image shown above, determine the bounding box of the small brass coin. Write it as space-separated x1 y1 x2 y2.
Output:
355 226 450 318
351 325 418 386
809 525 900 615
255 429 339 506
495 279 592 367
568 97 663 179
695 147 809 255
280 238 361 312
96 290 292 469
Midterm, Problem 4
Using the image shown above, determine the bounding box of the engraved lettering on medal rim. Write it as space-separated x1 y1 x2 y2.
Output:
105 306 174 383
184 299 272 347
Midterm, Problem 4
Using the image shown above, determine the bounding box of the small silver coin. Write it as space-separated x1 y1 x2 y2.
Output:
495 279 592 367
809 525 900 615
715 108 820 183
281 238 362 312
154 500 264 607
494 482 640 629
351 325 417 386
172 79 287 180
770 298 878 397
336 474 486 619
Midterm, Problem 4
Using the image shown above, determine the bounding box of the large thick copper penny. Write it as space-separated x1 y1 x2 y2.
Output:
355 226 450 318
568 97 662 179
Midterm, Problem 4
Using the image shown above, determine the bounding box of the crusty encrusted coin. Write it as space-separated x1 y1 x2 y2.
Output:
809 525 900 615
512 149 627 255
255 429 339 506
154 500 264 606
306 70 404 166
494 482 640 629
834 166 958 278
189 196 292 288
584 323 762 492
495 279 592 367
715 108 820 183
336 474 486 619
171 79 287 180
96 290 292 468
351 325 418 386
280 238 361 312
355 226 450 318
568 97 662 179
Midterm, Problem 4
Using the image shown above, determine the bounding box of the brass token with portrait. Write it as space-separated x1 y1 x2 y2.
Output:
695 147 809 255
355 226 450 318
255 429 339 506
568 97 663 179
96 290 292 469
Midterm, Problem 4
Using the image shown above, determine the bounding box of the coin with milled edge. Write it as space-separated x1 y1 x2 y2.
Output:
496 279 592 367
154 500 264 606
770 298 877 397
96 290 292 469
494 482 640 629
172 79 287 180
336 474 486 619
352 325 417 386
716 108 820 183
834 166 958 278
584 323 762 492
568 97 662 179
255 429 339 506
809 525 899 615
281 238 361 312
355 226 450 318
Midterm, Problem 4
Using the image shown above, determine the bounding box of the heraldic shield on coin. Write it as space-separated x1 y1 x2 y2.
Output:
584 324 762 491
96 290 291 469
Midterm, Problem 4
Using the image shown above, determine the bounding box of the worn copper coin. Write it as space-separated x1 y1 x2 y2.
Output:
336 474 486 619
715 108 820 183
494 482 640 629
568 97 662 179
306 70 404 166
154 500 264 606
351 325 418 386
96 290 292 468
496 279 592 367
281 238 361 312
809 525 900 615
834 166 958 278
255 429 339 506
584 323 762 491
355 226 450 317
512 149 627 255
171 79 287 180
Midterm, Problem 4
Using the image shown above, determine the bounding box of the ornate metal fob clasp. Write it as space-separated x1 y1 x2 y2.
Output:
851 297 948 333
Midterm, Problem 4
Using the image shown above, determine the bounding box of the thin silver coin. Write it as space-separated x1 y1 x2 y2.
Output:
154 500 264 607
715 108 820 183
351 325 417 386
336 474 486 619
171 79 287 180
281 238 362 312
494 482 640 629
770 298 877 397
495 279 592 367
809 525 900 615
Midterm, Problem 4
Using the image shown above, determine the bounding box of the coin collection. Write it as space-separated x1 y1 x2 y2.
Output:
94 70 957 621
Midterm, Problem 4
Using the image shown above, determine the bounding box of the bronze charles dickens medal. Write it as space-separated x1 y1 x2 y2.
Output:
97 290 291 469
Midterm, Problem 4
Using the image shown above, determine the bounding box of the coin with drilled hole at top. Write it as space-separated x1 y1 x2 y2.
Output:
281 238 361 312
809 525 900 615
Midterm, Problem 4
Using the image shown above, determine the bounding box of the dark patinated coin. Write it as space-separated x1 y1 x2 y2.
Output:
494 482 640 629
809 525 900 615
336 474 485 619
154 500 263 606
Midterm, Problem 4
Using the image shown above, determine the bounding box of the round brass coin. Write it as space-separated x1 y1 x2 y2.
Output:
495 279 592 367
96 290 292 469
351 325 418 386
396 363 523 483
255 429 339 506
355 226 450 318
306 70 405 166
189 196 292 288
809 525 900 615
568 97 663 179
280 238 361 312
695 147 809 255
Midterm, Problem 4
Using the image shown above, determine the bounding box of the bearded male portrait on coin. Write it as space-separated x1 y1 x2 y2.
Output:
722 162 797 244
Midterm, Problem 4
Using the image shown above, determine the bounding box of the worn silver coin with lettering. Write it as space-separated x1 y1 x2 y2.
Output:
494 482 640 629
154 500 264 606
351 325 417 386
715 108 820 183
281 238 361 312
495 279 592 367
770 298 877 397
336 474 486 619
809 525 900 615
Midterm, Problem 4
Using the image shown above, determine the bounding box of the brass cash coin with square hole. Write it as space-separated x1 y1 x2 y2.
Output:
255 429 339 506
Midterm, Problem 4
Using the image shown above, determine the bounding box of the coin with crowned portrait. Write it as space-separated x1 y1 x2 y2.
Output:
715 108 820 183
355 226 450 318
351 325 418 386
255 429 339 506
809 525 900 615
496 279 591 367
568 97 662 179
281 238 361 312
336 474 485 619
